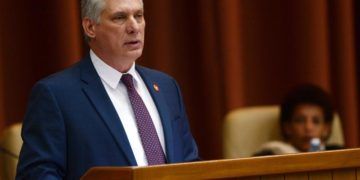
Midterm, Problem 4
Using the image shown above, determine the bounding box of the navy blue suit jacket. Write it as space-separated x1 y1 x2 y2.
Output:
16 56 199 179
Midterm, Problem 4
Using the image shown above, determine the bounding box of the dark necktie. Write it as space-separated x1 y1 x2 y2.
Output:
121 73 166 165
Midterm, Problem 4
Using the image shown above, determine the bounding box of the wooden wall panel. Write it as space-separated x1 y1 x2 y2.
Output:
238 176 260 180
285 172 308 180
309 170 332 180
83 149 360 179
333 168 356 180
262 174 284 180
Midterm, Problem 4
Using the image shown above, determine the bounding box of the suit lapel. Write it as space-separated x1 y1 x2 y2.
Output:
79 57 137 166
136 66 175 163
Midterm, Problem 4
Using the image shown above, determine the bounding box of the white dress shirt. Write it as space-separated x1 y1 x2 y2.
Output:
90 50 166 166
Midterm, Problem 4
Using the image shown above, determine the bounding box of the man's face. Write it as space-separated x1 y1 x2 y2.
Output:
284 104 330 152
89 0 145 62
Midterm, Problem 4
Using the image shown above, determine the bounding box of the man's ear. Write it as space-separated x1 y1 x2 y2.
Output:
82 18 97 39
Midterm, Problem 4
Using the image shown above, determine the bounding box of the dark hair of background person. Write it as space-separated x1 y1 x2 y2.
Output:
280 84 335 140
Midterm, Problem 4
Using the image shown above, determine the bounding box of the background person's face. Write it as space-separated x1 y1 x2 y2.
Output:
92 0 145 61
285 104 330 152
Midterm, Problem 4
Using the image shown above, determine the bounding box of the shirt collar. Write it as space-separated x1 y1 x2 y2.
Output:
90 50 139 89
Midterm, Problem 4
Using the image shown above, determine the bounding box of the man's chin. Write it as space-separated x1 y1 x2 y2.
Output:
124 50 143 61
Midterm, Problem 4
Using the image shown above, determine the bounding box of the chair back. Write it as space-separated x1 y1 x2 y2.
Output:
0 123 22 180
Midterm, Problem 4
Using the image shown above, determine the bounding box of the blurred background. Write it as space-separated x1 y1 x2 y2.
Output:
0 0 359 160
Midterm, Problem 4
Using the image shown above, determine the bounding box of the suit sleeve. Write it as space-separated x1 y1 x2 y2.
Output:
16 82 66 180
172 79 200 162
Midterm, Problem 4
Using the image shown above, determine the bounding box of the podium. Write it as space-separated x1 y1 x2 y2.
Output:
82 148 360 179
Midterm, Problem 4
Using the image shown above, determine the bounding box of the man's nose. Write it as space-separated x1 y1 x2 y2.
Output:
126 17 140 34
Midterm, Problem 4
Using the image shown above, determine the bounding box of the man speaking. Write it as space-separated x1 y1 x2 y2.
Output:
16 0 199 179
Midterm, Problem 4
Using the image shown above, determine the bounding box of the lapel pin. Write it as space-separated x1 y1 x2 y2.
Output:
153 83 160 92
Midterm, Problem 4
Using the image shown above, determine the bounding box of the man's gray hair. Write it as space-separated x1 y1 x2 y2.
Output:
81 0 106 41
81 0 106 23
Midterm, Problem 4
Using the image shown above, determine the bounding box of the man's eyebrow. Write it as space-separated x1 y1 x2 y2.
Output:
112 11 127 16
111 9 144 15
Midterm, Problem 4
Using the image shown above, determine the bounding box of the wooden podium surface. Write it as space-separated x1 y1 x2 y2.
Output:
81 148 360 179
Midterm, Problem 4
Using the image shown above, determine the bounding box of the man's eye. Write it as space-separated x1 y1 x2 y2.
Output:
114 15 126 20
135 14 143 19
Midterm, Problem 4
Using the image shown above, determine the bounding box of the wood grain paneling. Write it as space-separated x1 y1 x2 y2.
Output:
237 176 260 180
285 172 308 180
261 174 284 180
309 170 332 180
82 149 360 179
333 168 356 180
218 177 260 180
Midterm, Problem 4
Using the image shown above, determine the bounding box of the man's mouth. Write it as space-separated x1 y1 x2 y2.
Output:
124 40 142 49
124 40 141 45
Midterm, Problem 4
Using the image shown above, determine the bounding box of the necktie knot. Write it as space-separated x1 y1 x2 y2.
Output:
121 74 134 90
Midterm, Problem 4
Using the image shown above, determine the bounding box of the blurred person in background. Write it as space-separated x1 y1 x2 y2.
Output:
254 84 343 156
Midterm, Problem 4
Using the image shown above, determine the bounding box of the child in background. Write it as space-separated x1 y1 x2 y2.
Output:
254 84 343 156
